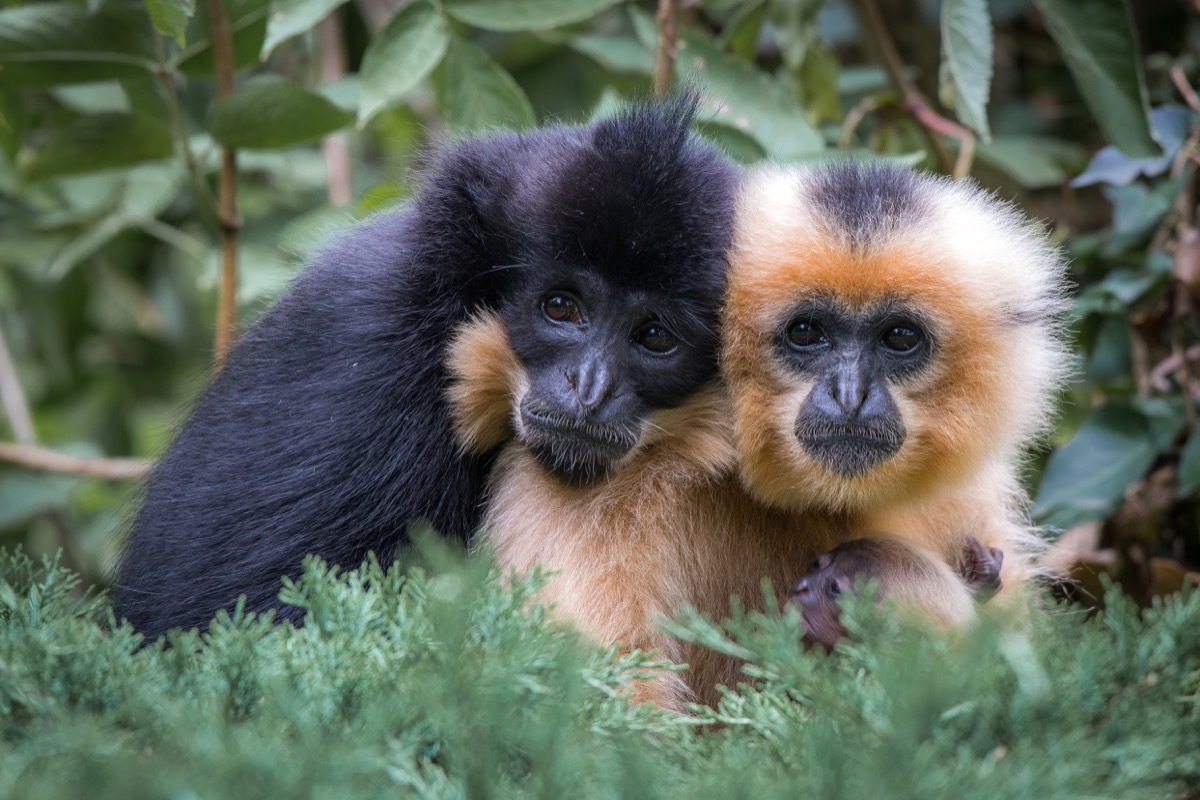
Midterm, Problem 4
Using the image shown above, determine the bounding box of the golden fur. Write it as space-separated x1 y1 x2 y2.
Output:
724 163 1070 596
445 164 1070 710
450 313 846 710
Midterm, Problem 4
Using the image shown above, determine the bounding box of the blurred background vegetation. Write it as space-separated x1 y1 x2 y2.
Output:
0 0 1195 605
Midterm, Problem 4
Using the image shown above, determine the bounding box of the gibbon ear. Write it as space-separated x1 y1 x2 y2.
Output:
411 137 530 308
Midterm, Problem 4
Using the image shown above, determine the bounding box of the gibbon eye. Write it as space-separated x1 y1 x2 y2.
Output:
881 325 921 353
827 579 842 598
543 294 582 324
788 320 826 348
634 323 678 354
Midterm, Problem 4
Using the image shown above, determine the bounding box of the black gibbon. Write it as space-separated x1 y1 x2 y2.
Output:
450 161 1069 710
113 95 739 639
788 536 1005 648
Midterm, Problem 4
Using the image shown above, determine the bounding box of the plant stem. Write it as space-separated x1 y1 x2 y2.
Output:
654 0 679 98
0 325 34 445
320 12 352 207
206 0 241 365
153 37 219 231
0 442 150 480
850 0 977 178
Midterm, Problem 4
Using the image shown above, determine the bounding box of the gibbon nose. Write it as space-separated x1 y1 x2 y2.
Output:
832 367 868 417
789 576 812 600
569 358 615 414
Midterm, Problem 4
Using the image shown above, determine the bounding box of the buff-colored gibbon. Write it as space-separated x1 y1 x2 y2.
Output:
448 161 1070 711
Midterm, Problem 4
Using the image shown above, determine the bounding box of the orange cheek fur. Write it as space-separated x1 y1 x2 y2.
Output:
446 312 525 455
725 235 1016 514
444 165 1068 712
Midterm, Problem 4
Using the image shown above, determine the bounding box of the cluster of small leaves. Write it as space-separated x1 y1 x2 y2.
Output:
0 542 696 798
1031 92 1200 577
0 0 1193 587
2 545 1199 798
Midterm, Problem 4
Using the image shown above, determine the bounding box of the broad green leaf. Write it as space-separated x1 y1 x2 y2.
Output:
358 0 447 125
0 474 78 530
320 74 359 110
1084 315 1131 386
676 34 823 162
20 112 173 183
356 181 408 215
1072 263 1170 317
443 0 620 31
627 4 656 50
1073 106 1192 188
261 0 349 57
0 3 157 87
769 0 838 123
1178 430 1200 498
940 0 992 141
0 90 22 161
1033 0 1159 158
45 217 129 279
43 163 187 278
974 136 1086 188
695 120 767 165
52 81 129 113
143 0 195 46
1135 396 1187 453
1033 402 1160 528
177 0 269 74
210 79 353 150
570 34 653 74
432 37 534 134
795 43 842 125
837 66 890 97
237 243 291 304
717 0 767 61
1103 174 1187 245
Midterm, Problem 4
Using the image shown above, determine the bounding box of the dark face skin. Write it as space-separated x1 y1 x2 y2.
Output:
788 545 858 647
778 297 934 477
501 265 716 482
789 536 1004 647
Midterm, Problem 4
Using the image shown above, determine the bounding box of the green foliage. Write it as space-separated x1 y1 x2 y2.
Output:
1032 0 1160 158
1035 402 1169 529
939 0 993 142
0 4 158 87
432 37 536 134
209 79 354 149
1 547 1199 797
0 0 1193 597
357 0 448 125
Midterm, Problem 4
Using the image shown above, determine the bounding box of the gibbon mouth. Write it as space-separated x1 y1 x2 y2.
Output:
518 407 640 483
794 422 905 477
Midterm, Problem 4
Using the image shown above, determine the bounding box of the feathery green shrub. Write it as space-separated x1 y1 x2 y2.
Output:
1 540 1198 799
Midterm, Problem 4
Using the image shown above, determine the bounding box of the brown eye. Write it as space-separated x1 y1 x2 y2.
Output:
543 295 581 324
788 320 826 348
882 325 921 353
635 323 678 354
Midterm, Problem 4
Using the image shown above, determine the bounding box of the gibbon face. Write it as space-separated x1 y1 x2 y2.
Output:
448 98 737 482
724 162 1069 514
494 264 721 482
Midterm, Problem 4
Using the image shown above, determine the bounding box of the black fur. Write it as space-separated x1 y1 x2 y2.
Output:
114 95 738 639
807 161 927 247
